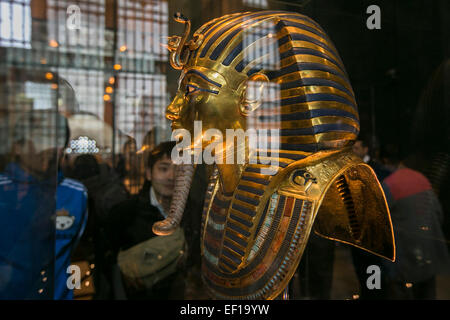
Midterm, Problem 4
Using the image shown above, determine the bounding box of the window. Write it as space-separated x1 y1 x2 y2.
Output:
0 0 31 48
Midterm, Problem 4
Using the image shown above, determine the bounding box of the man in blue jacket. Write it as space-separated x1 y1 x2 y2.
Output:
0 109 87 299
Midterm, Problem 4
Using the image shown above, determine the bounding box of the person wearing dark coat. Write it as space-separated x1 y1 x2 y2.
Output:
105 141 182 299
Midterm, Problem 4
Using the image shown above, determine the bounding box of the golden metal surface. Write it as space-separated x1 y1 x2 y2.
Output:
161 10 395 300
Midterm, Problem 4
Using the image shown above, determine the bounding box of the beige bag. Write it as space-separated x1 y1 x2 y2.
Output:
117 227 185 290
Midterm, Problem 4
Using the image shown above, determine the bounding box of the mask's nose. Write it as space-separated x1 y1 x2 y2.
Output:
166 93 185 121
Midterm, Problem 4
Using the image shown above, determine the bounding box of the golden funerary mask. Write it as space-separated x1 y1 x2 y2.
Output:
153 11 395 300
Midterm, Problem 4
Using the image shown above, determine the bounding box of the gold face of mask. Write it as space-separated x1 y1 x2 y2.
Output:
156 11 395 300
167 67 245 135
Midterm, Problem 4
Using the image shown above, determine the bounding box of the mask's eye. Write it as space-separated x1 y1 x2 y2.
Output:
185 84 199 96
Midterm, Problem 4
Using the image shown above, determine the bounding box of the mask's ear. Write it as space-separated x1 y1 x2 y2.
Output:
239 73 269 116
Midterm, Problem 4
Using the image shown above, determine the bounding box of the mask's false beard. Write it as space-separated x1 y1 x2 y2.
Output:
152 163 195 236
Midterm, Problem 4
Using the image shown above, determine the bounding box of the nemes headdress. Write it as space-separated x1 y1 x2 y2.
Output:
157 11 395 300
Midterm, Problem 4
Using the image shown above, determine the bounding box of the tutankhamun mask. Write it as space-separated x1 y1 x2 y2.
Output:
153 11 395 300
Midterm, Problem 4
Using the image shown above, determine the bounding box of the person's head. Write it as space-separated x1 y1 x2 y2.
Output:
11 110 70 178
352 135 371 160
380 143 401 172
72 154 100 180
146 141 176 198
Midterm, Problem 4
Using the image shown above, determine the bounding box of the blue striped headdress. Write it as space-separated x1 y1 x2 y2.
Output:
163 12 397 301
178 11 359 154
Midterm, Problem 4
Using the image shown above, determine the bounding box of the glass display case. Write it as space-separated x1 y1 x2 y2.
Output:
0 0 449 301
